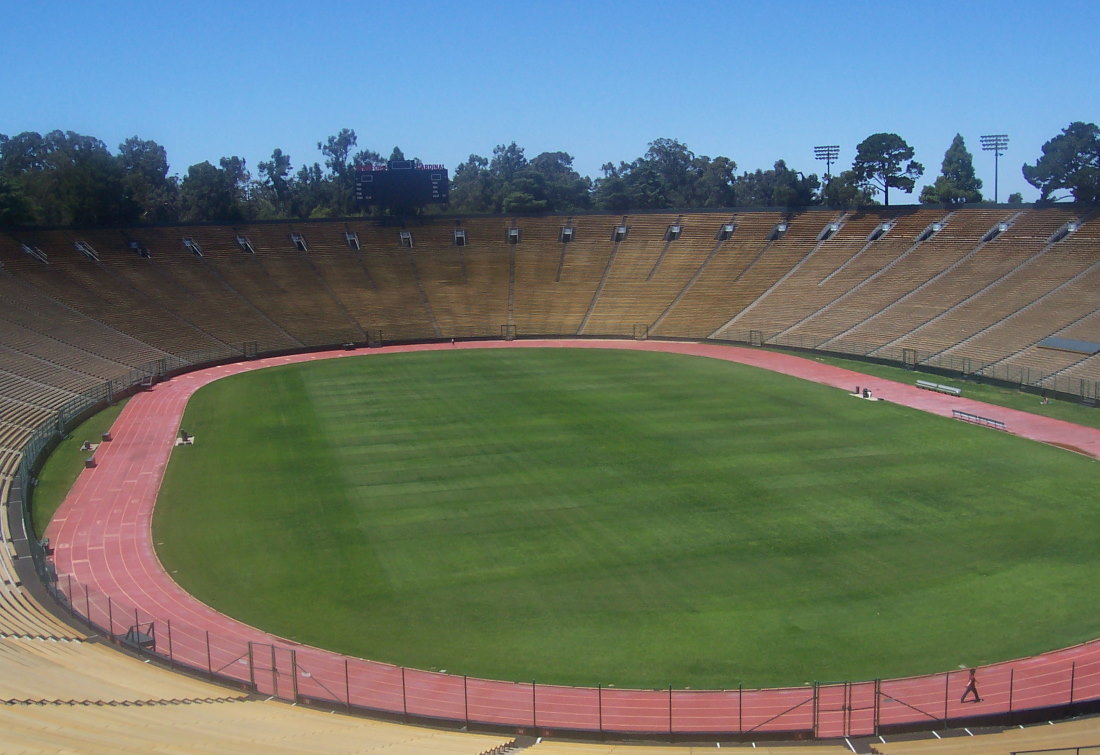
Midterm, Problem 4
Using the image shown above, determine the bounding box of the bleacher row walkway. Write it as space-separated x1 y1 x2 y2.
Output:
44 340 1100 746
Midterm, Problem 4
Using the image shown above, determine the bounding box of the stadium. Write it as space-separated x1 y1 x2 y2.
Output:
3 206 1100 753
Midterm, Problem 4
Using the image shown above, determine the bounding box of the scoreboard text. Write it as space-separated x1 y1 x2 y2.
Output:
355 161 449 207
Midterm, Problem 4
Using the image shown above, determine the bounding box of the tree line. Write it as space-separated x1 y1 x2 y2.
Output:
0 122 1096 228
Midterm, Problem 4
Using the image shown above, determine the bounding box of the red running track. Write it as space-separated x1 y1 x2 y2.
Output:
45 340 1100 738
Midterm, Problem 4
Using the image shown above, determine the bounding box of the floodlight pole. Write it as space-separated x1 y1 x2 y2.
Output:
814 145 840 186
980 134 1009 203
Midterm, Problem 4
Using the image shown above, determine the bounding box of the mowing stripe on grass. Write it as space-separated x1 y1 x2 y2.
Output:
153 348 1100 689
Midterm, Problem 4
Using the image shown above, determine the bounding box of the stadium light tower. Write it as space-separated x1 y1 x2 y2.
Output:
980 134 1009 203
814 145 840 185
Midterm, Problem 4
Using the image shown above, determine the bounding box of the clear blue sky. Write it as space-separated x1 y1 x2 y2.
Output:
3 0 1097 203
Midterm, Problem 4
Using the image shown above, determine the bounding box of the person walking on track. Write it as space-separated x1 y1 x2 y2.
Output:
961 668 981 703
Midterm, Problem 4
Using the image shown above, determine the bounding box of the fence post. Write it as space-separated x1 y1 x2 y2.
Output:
290 649 298 702
942 672 950 728
1009 668 1014 723
532 680 537 728
812 682 819 736
1070 661 1076 705
166 620 173 668
669 684 673 734
401 666 407 720
84 583 90 621
270 645 277 696
874 679 881 736
463 675 469 727
344 659 351 712
738 683 743 735
107 596 113 640
598 684 602 733
205 630 212 676
845 681 852 737
247 642 256 690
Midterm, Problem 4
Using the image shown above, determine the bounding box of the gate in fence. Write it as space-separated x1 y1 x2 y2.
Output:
813 680 879 738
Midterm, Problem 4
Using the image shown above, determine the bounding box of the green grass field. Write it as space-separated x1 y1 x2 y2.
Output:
149 348 1100 689
31 400 128 537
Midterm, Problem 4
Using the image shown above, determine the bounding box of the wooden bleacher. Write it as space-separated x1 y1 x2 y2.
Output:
754 208 950 347
8 230 212 359
1053 359 1100 395
870 209 1079 360
349 224 440 341
4 207 1098 410
869 715 1100 755
457 219 514 337
0 274 166 379
2 206 1098 397
193 225 361 347
581 213 685 335
806 209 1004 353
0 700 515 754
510 215 616 336
413 218 511 338
823 211 997 348
714 209 928 343
651 211 785 338
527 741 850 754
708 211 835 342
512 215 585 335
993 308 1100 385
928 212 1100 374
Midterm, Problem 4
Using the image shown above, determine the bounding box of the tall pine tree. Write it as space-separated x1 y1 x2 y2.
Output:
851 133 923 206
920 134 983 204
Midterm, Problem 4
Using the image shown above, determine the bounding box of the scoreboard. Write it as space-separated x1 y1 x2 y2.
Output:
354 160 449 207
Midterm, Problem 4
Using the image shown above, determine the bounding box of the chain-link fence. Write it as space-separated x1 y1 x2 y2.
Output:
23 566 1100 738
